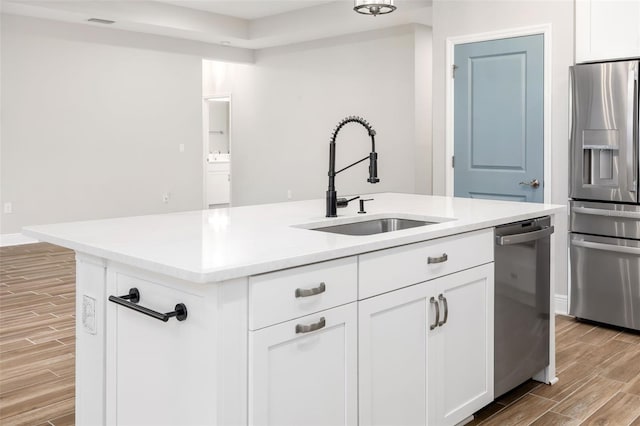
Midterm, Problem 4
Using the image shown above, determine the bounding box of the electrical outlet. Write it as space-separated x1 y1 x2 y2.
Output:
3 202 12 214
287 190 292 200
179 144 185 153
162 193 170 203
82 295 96 335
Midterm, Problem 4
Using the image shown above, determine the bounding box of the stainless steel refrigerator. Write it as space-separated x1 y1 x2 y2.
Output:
569 59 640 331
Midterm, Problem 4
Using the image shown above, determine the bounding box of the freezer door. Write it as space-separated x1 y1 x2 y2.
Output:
570 60 639 203
570 200 640 239
570 233 640 331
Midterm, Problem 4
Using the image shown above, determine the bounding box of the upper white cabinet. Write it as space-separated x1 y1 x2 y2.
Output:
576 0 640 63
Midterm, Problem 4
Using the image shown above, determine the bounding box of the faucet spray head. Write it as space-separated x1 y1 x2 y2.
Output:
368 152 380 183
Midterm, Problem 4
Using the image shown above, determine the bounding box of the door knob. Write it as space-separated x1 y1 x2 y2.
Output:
519 179 540 188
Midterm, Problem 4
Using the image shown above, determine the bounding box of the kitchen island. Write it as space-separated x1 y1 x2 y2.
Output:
23 193 566 426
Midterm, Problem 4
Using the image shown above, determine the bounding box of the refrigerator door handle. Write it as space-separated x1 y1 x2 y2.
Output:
628 62 638 192
572 239 640 256
573 206 640 220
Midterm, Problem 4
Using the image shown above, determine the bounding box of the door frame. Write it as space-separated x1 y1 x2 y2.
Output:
444 24 552 203
202 93 232 208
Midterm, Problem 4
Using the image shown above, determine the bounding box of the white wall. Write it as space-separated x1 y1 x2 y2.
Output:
204 25 433 208
0 14 250 234
414 25 432 195
431 0 572 300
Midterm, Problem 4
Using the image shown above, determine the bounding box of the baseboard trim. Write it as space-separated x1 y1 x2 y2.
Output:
0 233 39 247
555 294 568 315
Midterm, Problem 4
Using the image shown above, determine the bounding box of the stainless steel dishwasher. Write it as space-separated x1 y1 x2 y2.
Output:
494 216 554 397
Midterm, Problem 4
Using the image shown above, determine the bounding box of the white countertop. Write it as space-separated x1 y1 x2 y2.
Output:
23 193 565 283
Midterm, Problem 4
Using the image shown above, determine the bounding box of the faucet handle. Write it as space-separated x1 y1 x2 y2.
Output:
358 198 374 214
337 196 360 208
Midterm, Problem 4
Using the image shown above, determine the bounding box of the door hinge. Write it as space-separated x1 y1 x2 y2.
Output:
452 64 458 79
451 156 455 168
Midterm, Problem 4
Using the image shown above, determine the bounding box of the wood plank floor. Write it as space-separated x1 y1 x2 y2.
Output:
471 315 640 426
1 243 75 426
1 242 640 425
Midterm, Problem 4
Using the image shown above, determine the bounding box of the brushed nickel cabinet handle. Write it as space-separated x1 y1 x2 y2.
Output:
428 253 448 264
438 294 448 327
295 282 326 298
430 297 440 330
295 317 326 334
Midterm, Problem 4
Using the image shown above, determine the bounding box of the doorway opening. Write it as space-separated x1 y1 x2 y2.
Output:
203 95 231 209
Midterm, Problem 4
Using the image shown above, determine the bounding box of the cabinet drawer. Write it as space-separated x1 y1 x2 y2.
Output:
359 229 493 299
249 257 357 330
208 162 230 172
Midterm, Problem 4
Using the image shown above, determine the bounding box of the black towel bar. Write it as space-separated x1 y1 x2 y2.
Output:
109 288 188 322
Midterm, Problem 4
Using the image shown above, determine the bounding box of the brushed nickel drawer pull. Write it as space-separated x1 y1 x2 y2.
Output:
295 317 326 334
428 253 448 264
295 282 326 298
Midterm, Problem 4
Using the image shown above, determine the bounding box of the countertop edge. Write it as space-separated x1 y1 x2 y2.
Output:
23 205 565 284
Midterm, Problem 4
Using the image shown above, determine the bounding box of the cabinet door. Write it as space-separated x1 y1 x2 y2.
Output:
359 283 434 426
576 0 640 62
429 263 494 426
105 273 215 426
207 171 230 205
249 303 357 426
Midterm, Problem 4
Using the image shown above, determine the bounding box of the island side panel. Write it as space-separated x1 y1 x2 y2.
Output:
75 253 250 426
534 211 564 386
104 263 223 426
75 253 108 425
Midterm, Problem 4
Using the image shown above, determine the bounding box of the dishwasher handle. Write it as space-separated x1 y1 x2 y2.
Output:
495 225 554 246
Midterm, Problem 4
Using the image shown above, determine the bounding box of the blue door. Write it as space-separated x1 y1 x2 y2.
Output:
454 35 544 203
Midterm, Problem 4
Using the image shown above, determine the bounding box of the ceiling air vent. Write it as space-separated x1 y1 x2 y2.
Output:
87 18 115 24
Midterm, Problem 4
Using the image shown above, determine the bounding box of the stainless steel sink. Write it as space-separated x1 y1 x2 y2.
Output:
311 218 436 236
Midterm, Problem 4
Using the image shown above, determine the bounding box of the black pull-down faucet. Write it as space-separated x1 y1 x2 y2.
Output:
326 116 380 217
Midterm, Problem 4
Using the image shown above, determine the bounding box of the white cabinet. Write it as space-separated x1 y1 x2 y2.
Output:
359 264 494 426
105 271 217 426
85 227 498 426
249 303 358 426
576 0 640 63
358 280 430 426
428 264 494 425
248 258 358 426
207 161 230 205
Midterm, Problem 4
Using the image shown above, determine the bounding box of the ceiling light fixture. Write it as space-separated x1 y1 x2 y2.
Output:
353 0 396 16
